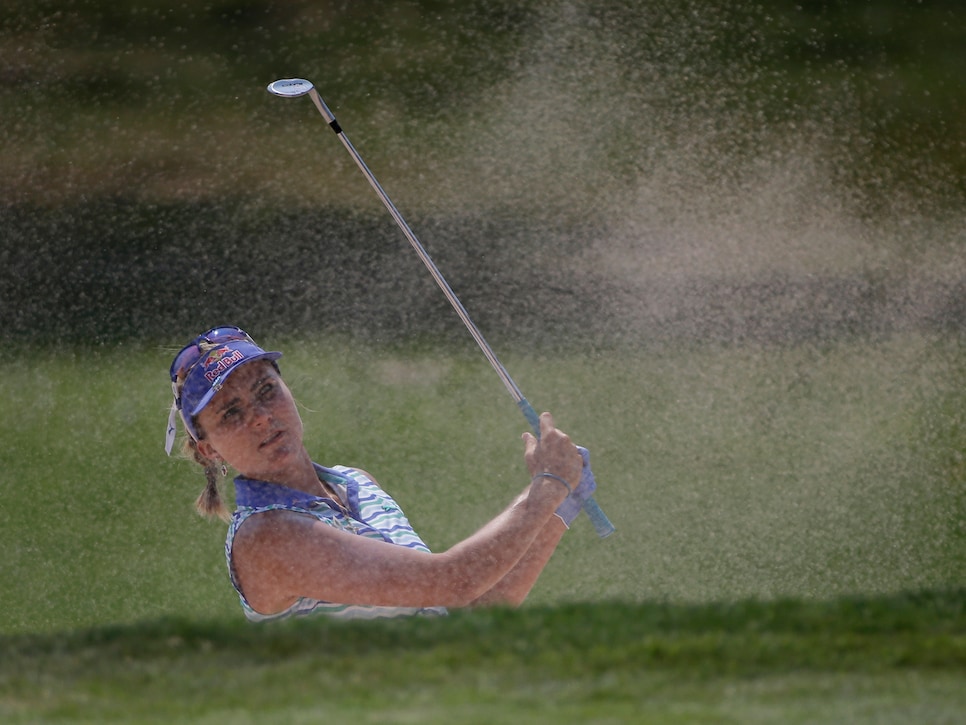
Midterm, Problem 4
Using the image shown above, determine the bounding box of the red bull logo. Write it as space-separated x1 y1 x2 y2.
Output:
203 346 246 382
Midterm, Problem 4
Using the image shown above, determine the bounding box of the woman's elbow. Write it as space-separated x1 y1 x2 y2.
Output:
435 576 486 608
428 555 499 608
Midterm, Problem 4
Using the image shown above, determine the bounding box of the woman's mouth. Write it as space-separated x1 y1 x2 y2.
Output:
260 430 284 448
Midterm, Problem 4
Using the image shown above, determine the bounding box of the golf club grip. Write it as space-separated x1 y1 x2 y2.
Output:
518 399 616 538
581 497 616 538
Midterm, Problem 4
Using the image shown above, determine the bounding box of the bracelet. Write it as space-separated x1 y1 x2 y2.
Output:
531 472 572 494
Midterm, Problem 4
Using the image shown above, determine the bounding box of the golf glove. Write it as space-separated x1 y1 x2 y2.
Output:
554 446 597 528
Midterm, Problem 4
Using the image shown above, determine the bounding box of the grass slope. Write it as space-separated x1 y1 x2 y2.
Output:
1 590 964 723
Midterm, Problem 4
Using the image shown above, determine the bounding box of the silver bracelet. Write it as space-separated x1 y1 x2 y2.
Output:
531 472 572 494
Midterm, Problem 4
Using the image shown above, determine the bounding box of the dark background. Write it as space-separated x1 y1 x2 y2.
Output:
1 0 964 346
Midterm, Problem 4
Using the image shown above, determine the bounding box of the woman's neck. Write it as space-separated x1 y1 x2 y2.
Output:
259 447 327 497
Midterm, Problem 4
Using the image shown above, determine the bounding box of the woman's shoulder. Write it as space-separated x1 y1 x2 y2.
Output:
234 507 340 549
237 506 316 531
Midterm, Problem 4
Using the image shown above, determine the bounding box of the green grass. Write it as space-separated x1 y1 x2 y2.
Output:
1 592 964 723
2 334 965 633
1 335 965 721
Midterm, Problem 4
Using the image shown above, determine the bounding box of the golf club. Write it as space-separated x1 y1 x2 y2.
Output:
267 78 615 538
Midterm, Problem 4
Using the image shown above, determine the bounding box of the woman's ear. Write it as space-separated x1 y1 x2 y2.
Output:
197 438 222 463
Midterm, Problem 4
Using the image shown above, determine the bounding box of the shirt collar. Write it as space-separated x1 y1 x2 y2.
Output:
233 463 354 509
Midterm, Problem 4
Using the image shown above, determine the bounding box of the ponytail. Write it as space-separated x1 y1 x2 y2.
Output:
183 436 231 522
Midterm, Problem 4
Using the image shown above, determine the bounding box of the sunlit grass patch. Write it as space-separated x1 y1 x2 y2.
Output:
1 334 964 636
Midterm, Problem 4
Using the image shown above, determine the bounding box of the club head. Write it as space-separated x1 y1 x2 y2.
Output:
267 78 315 98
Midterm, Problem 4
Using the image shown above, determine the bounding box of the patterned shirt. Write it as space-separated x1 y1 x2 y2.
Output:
225 463 447 621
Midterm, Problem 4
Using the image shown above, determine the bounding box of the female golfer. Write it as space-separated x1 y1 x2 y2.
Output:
166 326 597 620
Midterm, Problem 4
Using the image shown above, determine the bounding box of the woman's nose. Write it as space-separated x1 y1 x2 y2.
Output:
251 401 273 426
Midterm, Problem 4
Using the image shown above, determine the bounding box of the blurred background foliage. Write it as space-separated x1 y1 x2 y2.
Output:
0 0 541 205
1 0 961 202
0 0 964 343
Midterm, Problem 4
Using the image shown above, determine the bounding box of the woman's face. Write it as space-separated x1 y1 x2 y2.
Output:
195 360 306 481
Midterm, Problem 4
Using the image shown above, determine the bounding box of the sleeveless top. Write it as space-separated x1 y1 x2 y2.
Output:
225 463 447 621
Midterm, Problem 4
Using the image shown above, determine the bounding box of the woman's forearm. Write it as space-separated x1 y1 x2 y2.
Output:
431 486 562 605
467 513 568 607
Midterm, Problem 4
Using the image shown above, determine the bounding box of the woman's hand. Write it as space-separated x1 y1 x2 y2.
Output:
521 412 582 503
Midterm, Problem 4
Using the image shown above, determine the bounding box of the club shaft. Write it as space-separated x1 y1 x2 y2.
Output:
308 91 524 404
305 88 615 538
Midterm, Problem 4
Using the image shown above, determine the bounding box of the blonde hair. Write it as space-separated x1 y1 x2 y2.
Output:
184 435 231 522
174 370 231 522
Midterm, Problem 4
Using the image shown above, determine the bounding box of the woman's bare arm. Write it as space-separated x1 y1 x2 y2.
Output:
467 510 568 607
233 412 581 614
233 480 560 612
